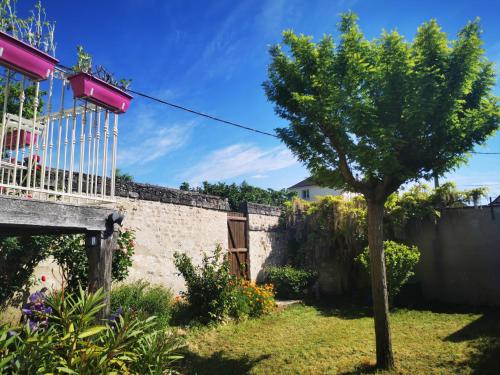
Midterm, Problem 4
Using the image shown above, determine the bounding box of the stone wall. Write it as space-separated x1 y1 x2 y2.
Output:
407 206 500 306
115 196 228 293
245 203 287 282
33 182 289 294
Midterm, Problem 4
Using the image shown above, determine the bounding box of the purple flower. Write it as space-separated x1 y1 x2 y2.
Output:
21 290 52 332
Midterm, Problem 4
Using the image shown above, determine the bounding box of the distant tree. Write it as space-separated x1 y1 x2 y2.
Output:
264 13 498 369
179 182 190 191
180 181 296 210
115 168 133 182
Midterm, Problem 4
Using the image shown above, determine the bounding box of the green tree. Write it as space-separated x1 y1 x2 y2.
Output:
264 13 498 369
180 180 296 210
115 168 133 182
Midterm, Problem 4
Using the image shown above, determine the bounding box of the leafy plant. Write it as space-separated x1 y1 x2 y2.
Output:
173 245 235 323
356 241 421 304
231 279 276 317
0 0 56 56
49 227 135 292
265 11 498 369
0 229 135 307
0 235 53 308
265 266 317 299
73 45 132 90
0 287 184 374
180 180 296 211
111 281 174 329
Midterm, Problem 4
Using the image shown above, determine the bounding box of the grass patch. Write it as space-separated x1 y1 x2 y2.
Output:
183 303 500 374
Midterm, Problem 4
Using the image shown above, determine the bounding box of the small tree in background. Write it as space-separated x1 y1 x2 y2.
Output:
264 12 498 369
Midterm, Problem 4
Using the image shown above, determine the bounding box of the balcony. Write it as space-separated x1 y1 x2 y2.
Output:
0 66 124 204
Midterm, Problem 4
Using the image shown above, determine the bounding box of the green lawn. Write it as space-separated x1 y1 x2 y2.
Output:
183 304 500 374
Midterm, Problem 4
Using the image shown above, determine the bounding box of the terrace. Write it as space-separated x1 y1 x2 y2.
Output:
0 61 130 204
0 27 132 315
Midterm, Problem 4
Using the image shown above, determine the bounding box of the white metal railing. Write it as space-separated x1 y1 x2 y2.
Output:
0 67 119 204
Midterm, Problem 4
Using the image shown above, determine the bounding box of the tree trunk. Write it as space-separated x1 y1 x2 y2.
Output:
367 198 395 370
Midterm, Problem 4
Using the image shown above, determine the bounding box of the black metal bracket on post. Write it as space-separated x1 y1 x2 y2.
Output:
105 212 125 237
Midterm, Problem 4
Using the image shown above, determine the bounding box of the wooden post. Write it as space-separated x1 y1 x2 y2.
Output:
85 223 117 318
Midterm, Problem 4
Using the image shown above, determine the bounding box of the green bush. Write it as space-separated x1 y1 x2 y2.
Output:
265 266 317 299
111 281 173 329
356 240 421 303
0 228 136 308
0 287 184 374
173 245 235 323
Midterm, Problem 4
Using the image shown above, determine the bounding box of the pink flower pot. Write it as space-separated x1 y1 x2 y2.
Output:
68 72 133 114
4 130 37 149
0 31 58 81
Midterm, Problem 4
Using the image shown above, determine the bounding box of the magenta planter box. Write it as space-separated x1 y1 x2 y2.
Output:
68 72 133 114
0 31 58 81
4 130 37 149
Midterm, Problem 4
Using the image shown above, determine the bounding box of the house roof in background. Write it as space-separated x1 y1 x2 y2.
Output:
492 195 500 205
288 177 317 189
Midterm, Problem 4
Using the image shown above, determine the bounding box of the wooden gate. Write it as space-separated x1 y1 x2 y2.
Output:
227 212 249 279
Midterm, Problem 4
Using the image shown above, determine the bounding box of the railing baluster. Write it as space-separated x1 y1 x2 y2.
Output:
26 81 40 192
85 110 93 195
0 69 12 194
101 110 109 198
111 113 118 199
11 77 26 191
40 72 54 193
54 78 66 194
78 103 87 194
67 99 77 199
62 114 69 193
94 109 101 196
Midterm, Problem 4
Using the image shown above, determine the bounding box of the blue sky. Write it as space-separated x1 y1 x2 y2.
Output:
19 0 500 198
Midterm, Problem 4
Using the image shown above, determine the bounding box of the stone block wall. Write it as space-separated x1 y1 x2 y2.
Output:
33 182 288 294
115 197 228 293
246 203 287 282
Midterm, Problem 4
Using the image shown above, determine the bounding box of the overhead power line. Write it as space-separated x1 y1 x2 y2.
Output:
129 90 500 156
128 89 279 138
55 63 500 154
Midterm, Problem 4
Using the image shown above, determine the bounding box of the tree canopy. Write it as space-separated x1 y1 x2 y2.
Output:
179 181 296 211
264 12 498 369
264 13 498 201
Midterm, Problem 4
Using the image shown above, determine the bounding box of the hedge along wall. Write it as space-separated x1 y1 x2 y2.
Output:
34 182 287 294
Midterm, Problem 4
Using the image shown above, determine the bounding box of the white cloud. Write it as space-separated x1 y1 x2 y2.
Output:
181 143 298 185
119 122 194 166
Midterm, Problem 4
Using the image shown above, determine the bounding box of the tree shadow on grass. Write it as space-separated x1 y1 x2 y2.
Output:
338 363 380 375
181 351 271 375
304 295 372 320
444 313 500 374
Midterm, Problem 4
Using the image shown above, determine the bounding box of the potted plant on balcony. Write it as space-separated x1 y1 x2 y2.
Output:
0 1 58 80
67 46 133 114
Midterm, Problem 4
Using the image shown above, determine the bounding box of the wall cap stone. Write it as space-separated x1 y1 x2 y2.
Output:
245 202 282 217
115 180 230 211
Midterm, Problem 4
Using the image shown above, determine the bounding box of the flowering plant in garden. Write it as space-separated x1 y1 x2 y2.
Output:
233 280 276 317
21 289 51 331
114 227 136 281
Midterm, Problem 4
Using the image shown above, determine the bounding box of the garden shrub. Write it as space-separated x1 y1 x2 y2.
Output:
0 228 136 307
356 240 421 303
0 287 184 374
173 245 235 322
173 245 275 323
265 265 317 299
111 280 174 329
